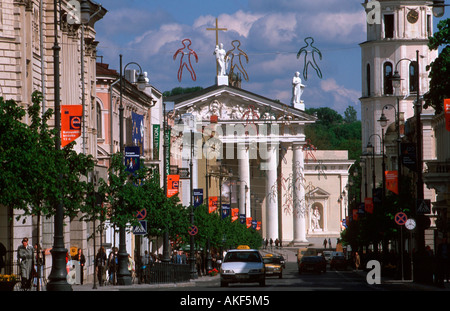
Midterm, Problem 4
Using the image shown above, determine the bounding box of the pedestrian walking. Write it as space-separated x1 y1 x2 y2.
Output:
33 243 45 289
95 247 107 286
74 248 86 285
354 252 361 271
323 238 327 249
17 237 34 290
328 238 332 249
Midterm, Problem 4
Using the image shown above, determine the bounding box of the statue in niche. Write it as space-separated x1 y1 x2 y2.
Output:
311 206 321 230
292 71 305 105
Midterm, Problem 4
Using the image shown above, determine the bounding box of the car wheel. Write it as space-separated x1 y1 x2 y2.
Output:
220 280 228 287
259 279 265 287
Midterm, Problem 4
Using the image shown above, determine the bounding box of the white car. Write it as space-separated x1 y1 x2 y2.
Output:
220 246 265 287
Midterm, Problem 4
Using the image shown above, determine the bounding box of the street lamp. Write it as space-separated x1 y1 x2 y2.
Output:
366 134 383 197
431 0 449 17
47 0 72 291
116 54 147 286
391 51 426 255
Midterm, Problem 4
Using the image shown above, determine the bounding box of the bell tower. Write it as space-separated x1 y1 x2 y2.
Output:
360 0 438 198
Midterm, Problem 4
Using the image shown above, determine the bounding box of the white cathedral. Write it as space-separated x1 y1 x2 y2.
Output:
167 42 354 248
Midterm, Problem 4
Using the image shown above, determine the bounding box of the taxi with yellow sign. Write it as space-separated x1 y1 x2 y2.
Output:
219 245 265 287
263 254 283 278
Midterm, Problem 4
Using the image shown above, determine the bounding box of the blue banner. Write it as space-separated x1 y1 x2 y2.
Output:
222 204 230 219
193 189 203 208
132 112 144 155
125 146 140 174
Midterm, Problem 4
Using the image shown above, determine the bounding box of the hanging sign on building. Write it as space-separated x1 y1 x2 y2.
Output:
208 196 217 213
193 189 203 208
445 99 450 132
222 204 230 219
61 105 82 147
125 146 140 174
132 112 144 155
385 171 398 194
167 174 179 198
153 124 160 160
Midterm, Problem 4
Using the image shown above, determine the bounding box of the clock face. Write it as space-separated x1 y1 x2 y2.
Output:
407 10 419 24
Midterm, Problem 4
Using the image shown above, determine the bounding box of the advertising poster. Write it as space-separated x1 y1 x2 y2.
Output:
208 196 217 213
61 105 82 147
385 170 398 194
132 112 144 155
445 99 450 132
167 175 179 198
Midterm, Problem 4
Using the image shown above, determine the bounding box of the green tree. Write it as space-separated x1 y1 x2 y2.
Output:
424 18 450 114
0 91 94 219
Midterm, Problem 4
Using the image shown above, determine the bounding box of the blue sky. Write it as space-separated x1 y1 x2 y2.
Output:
94 0 450 119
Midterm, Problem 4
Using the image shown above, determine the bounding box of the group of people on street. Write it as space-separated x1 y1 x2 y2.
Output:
263 238 283 249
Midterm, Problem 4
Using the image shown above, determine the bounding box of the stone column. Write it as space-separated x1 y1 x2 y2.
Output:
237 142 250 217
265 143 279 241
293 143 308 243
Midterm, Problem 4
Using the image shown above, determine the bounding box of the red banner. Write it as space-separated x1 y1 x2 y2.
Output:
246 217 252 228
352 209 358 221
364 197 374 214
445 99 450 132
61 105 82 147
208 196 218 213
231 208 239 222
385 170 399 194
167 175 179 198
256 221 261 231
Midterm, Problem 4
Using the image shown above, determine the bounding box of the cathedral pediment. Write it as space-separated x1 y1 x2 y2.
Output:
171 84 316 125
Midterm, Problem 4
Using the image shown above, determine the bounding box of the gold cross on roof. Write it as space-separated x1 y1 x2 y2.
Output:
206 17 227 46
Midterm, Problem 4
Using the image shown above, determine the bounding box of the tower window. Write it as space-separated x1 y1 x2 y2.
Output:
384 14 394 38
409 61 418 93
366 64 371 96
384 62 393 95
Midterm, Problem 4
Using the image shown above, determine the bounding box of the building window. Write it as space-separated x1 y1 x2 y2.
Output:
409 61 418 93
97 103 102 138
383 62 393 95
366 64 371 96
427 15 432 38
384 14 394 38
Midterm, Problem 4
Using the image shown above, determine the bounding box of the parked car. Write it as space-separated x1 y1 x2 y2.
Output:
263 254 283 278
330 254 347 270
220 245 265 287
298 256 327 274
322 251 333 263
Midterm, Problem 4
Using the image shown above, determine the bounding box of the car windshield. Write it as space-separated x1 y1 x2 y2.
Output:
224 251 262 263
263 257 281 264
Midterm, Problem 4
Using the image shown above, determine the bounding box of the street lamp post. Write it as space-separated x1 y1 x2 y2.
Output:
391 50 426 254
162 102 171 263
47 0 72 291
117 54 147 285
189 130 198 279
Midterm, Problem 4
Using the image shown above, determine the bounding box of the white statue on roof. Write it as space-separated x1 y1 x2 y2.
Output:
292 71 305 105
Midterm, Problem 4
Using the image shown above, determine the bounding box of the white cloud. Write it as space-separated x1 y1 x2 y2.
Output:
320 78 360 112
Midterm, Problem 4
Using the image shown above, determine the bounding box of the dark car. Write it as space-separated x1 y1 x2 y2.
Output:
298 256 327 274
330 255 347 270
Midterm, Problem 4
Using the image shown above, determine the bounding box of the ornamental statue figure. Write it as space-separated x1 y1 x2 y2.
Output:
214 43 227 76
292 71 305 105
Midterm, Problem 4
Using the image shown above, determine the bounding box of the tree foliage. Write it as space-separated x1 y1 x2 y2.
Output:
424 18 450 114
0 91 94 220
305 106 362 160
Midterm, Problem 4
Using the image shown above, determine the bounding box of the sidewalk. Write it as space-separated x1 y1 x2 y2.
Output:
71 273 219 291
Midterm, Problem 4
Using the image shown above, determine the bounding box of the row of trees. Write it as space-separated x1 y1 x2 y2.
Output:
0 91 261 255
